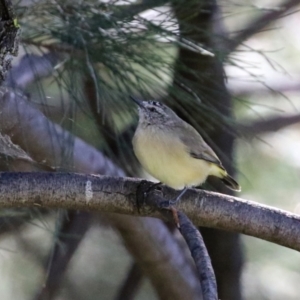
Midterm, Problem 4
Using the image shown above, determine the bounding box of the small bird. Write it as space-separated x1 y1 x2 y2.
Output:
131 97 241 201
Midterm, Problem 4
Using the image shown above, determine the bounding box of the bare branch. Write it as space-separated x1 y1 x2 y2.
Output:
239 114 300 138
177 211 217 300
0 88 124 176
171 1 243 297
0 133 35 163
0 87 202 299
1 172 300 253
4 54 94 300
109 214 203 300
228 76 300 97
82 74 201 298
158 199 218 300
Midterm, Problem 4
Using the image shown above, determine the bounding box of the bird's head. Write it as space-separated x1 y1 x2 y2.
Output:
130 96 178 126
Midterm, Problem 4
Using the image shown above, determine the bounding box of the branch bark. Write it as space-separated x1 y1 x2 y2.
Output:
171 0 243 298
0 88 124 176
4 55 96 300
0 0 19 82
0 87 202 299
1 172 300 253
177 211 217 300
83 69 201 298
109 214 202 300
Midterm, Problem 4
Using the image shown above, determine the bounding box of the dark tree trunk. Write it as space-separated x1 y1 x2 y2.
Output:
170 0 243 299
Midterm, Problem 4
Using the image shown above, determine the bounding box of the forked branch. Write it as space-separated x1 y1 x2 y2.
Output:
0 172 300 252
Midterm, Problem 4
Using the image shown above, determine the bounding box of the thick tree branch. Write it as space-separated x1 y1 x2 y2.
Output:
83 69 201 297
4 55 94 300
0 87 202 299
1 172 300 253
0 88 124 176
137 180 217 298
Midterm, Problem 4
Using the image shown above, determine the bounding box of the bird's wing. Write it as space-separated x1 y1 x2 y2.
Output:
177 122 223 167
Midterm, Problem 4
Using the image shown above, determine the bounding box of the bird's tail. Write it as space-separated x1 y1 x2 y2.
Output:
221 174 241 192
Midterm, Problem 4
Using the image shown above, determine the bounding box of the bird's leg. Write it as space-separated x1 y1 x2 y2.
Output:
169 187 188 205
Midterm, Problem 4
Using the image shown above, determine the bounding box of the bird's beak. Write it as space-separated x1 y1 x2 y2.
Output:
130 96 144 108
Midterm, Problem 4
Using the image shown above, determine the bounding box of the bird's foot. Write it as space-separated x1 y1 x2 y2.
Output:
169 187 188 205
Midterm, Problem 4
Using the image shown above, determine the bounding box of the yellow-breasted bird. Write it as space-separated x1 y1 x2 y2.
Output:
131 97 241 201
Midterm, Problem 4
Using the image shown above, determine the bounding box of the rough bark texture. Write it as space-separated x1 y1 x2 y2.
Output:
177 211 217 300
0 0 19 82
0 88 124 176
1 172 300 253
83 73 202 299
171 1 243 299
0 87 202 300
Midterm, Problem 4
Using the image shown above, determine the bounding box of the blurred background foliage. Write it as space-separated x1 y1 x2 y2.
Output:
1 0 300 299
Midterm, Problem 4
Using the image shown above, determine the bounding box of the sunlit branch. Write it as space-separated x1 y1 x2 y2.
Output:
0 87 202 300
1 172 300 253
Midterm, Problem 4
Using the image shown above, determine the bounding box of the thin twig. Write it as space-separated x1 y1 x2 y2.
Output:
177 211 217 300
139 184 216 300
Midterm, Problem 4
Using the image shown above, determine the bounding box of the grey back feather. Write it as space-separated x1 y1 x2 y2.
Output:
175 120 223 167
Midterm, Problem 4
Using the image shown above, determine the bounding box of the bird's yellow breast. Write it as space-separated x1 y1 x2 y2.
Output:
133 126 214 189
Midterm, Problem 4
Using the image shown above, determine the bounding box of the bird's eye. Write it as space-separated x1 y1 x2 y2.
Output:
149 107 156 112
